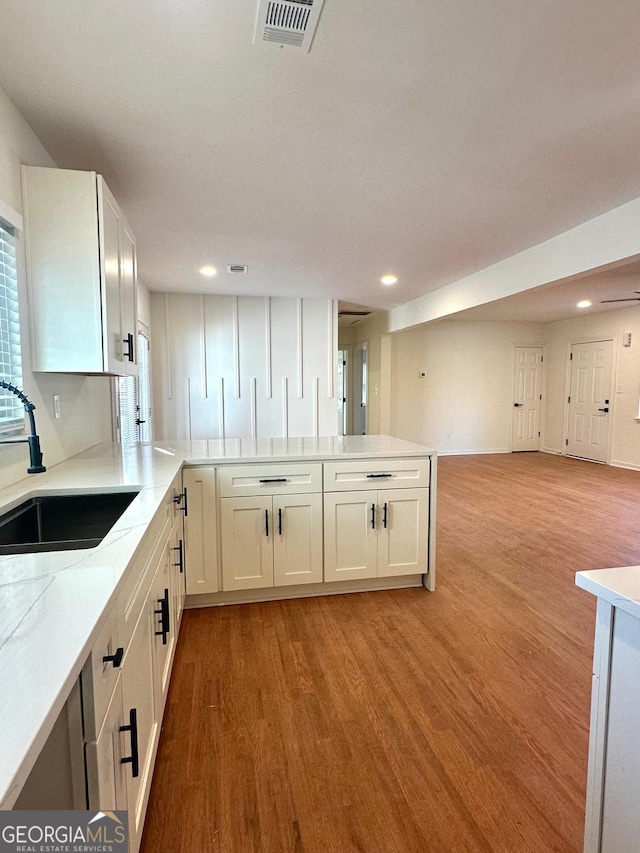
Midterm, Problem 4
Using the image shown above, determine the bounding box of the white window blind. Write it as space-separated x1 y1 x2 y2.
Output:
114 332 151 442
0 219 24 436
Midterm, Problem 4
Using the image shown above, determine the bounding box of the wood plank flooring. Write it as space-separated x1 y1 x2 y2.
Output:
141 453 640 852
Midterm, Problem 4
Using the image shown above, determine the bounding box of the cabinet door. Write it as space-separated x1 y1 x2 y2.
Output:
99 180 125 375
86 677 127 812
273 493 323 586
377 488 428 577
120 601 159 852
170 517 185 632
324 491 377 582
220 496 274 590
151 537 175 715
183 467 219 594
119 222 138 376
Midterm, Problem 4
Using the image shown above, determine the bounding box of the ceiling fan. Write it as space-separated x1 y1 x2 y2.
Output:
601 291 640 303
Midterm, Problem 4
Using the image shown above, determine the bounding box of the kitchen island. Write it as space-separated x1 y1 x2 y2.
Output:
0 435 435 851
576 566 640 853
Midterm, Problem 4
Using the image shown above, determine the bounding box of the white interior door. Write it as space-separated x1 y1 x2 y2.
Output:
352 344 367 435
566 340 614 463
512 347 543 451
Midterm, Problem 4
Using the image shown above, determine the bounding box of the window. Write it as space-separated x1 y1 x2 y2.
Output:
114 330 152 442
0 216 24 436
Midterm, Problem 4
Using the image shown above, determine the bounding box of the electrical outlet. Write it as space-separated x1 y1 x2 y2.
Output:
53 394 61 418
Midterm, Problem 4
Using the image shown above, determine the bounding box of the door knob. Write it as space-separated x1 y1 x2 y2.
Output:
598 407 609 413
513 403 524 407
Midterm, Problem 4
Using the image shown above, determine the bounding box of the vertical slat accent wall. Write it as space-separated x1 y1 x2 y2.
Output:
150 294 338 440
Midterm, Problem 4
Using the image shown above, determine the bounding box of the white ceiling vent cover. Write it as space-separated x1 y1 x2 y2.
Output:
227 264 248 274
254 0 326 52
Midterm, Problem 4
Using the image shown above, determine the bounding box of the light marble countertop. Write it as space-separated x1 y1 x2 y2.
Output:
576 566 640 622
0 435 435 808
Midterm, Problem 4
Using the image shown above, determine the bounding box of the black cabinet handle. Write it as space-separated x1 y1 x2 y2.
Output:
173 488 188 516
278 507 282 536
259 478 288 483
366 473 392 479
383 502 388 529
173 539 184 573
265 509 269 537
123 333 135 363
102 646 124 668
371 503 376 529
155 588 170 645
120 708 139 778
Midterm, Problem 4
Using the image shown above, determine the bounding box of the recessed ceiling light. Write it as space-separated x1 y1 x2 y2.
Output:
199 265 217 277
577 299 592 308
381 274 398 286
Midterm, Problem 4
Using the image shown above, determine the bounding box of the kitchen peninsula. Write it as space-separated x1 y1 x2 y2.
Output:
0 435 435 852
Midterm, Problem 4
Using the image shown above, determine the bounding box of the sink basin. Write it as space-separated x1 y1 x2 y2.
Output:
0 490 140 555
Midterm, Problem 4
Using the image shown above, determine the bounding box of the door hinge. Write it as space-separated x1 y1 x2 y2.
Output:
539 394 542 400
538 431 541 437
566 438 569 446
541 356 544 362
568 396 571 403
570 353 573 360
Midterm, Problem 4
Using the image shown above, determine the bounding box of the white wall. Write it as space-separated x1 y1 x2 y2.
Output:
387 319 546 453
543 305 640 468
151 293 338 440
0 85 112 490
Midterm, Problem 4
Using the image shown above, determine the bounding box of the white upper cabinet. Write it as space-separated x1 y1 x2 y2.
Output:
22 166 137 375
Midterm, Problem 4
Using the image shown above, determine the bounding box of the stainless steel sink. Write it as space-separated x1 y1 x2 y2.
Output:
0 490 141 555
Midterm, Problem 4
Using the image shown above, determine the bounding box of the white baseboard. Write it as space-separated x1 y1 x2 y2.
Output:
437 448 509 457
610 459 640 472
541 447 563 455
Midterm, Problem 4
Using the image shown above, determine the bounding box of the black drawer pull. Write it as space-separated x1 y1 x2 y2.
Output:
259 478 288 483
120 708 139 778
366 473 392 479
173 539 184 573
102 646 124 668
155 588 170 645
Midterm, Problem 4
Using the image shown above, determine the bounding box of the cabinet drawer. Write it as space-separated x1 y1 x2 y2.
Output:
323 458 430 492
218 463 323 497
82 601 123 741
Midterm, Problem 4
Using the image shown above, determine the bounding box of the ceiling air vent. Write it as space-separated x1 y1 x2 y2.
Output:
254 0 326 52
227 264 248 274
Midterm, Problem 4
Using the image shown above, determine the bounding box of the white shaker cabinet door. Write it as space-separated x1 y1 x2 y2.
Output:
86 677 127 812
377 488 428 577
273 493 323 586
120 601 159 853
323 491 378 582
183 467 218 595
221 496 274 591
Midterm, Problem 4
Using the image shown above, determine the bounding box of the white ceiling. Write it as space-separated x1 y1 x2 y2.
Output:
1 1 639 313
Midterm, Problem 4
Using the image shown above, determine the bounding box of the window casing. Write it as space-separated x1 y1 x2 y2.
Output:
0 217 24 436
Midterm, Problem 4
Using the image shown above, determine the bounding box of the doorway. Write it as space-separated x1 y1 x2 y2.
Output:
353 343 367 435
566 339 614 463
511 347 543 451
337 349 348 436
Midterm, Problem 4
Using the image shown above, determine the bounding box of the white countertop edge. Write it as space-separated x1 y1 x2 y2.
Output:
576 566 640 622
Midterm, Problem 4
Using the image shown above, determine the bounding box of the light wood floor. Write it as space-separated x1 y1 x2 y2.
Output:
141 453 640 852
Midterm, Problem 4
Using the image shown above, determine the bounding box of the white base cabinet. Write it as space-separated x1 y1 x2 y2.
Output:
183 453 434 598
82 471 184 853
220 492 323 590
323 487 428 582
